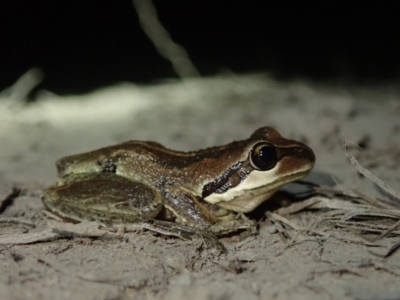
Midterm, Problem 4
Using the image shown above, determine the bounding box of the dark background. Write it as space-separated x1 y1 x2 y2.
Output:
1 1 399 94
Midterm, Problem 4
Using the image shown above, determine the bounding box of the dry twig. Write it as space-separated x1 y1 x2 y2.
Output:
132 0 200 78
271 135 400 256
343 135 400 201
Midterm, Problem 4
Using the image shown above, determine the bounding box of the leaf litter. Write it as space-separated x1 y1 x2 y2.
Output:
269 136 400 258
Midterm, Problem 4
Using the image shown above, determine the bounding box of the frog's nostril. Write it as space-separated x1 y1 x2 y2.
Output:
292 146 315 162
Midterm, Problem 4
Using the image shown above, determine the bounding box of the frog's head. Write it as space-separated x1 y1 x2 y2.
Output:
202 127 315 213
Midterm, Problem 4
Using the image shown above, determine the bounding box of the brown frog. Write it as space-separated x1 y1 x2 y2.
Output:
42 127 315 250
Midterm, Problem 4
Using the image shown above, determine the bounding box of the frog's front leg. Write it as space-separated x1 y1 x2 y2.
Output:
163 187 218 228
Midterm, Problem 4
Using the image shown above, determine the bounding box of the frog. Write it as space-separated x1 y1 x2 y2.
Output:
42 127 315 250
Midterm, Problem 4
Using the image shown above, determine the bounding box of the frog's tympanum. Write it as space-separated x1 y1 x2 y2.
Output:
42 127 315 250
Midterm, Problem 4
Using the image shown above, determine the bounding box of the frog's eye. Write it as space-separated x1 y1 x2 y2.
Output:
250 143 278 171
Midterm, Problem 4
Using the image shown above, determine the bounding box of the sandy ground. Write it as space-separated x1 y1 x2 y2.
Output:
1 75 400 300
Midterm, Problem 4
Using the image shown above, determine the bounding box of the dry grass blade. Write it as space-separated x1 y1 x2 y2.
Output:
0 228 59 245
343 136 400 201
340 210 400 222
352 189 397 209
47 220 110 237
361 220 400 242
266 211 300 231
278 196 373 214
384 240 400 258
334 221 400 236
273 135 400 255
0 217 36 227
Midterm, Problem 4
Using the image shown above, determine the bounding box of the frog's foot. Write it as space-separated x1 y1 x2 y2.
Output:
235 212 249 221
210 218 257 236
133 219 226 252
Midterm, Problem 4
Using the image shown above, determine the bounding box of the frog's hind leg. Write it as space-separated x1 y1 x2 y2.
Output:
42 173 225 251
42 173 163 224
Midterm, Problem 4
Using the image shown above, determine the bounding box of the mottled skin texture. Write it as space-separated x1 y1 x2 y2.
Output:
42 127 315 250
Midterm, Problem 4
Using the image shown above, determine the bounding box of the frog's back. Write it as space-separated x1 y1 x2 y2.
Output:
55 139 250 180
55 141 164 177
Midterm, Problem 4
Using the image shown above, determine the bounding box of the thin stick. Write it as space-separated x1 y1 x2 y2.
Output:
1 68 43 106
266 211 300 231
384 240 400 258
343 135 400 201
0 229 59 245
364 220 400 242
132 0 200 78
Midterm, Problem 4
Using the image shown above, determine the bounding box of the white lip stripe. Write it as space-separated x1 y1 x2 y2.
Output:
204 162 311 204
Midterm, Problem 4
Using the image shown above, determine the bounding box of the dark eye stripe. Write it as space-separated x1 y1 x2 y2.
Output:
202 162 241 198
202 161 253 197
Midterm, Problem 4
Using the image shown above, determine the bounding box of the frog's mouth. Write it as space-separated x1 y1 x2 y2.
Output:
213 169 311 213
203 161 313 213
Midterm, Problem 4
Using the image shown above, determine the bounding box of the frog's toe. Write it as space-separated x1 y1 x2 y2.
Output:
175 231 193 241
207 237 226 252
197 231 226 252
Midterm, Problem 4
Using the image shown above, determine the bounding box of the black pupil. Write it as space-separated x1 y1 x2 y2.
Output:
259 146 276 164
251 144 278 170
